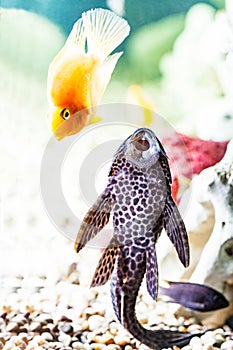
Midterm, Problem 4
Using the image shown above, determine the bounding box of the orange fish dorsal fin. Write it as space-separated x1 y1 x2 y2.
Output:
68 8 130 61
67 16 86 50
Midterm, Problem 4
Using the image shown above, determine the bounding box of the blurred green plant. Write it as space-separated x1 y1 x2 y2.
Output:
0 0 107 36
115 13 185 83
209 0 225 8
0 8 65 81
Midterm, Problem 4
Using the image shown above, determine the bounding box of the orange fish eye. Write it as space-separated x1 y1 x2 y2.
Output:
60 108 70 120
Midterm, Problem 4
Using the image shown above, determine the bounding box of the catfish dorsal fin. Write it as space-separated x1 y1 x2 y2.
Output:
82 8 130 60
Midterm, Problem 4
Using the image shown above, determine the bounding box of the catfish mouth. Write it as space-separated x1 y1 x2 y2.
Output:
132 130 152 152
126 129 160 168
134 138 150 152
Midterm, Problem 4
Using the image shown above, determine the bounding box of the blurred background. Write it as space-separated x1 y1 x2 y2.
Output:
1 0 232 283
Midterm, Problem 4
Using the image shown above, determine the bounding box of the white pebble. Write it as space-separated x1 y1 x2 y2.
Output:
58 332 71 345
72 342 92 350
92 333 114 345
213 328 225 335
188 324 203 332
190 336 202 347
221 340 233 349
102 345 121 350
88 315 107 331
138 344 151 350
41 331 53 340
90 344 105 350
124 346 133 350
29 335 47 347
114 334 131 346
18 332 29 339
72 342 84 350
201 331 216 345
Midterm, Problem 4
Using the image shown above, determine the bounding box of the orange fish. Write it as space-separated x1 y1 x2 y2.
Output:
47 8 130 140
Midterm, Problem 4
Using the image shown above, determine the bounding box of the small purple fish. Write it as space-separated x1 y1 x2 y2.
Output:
75 128 202 350
159 281 229 312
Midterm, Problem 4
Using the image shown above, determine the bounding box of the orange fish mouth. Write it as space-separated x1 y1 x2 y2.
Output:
53 109 90 140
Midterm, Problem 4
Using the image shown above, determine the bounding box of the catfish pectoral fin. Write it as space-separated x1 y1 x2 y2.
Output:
164 195 190 267
91 240 118 287
75 188 114 253
146 244 158 301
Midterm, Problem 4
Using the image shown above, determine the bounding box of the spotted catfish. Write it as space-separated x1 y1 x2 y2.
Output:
75 128 198 350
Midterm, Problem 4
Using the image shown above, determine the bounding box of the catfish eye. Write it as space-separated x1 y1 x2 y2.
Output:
134 138 150 151
60 108 70 120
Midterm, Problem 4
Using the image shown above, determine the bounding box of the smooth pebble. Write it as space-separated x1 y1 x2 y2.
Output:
88 315 107 331
221 340 233 349
114 334 131 346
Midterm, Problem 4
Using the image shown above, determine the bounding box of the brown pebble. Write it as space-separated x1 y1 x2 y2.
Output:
178 325 188 332
0 338 5 346
25 305 36 313
203 345 214 350
18 326 28 334
2 306 12 314
60 316 73 323
34 313 53 324
41 325 51 333
6 322 20 333
0 313 7 320
11 314 27 325
138 317 148 325
23 312 31 319
72 330 83 341
94 333 114 345
30 322 42 333
81 320 89 331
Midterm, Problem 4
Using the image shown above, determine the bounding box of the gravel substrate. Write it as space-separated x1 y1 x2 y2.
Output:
1 58 232 349
0 266 232 350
